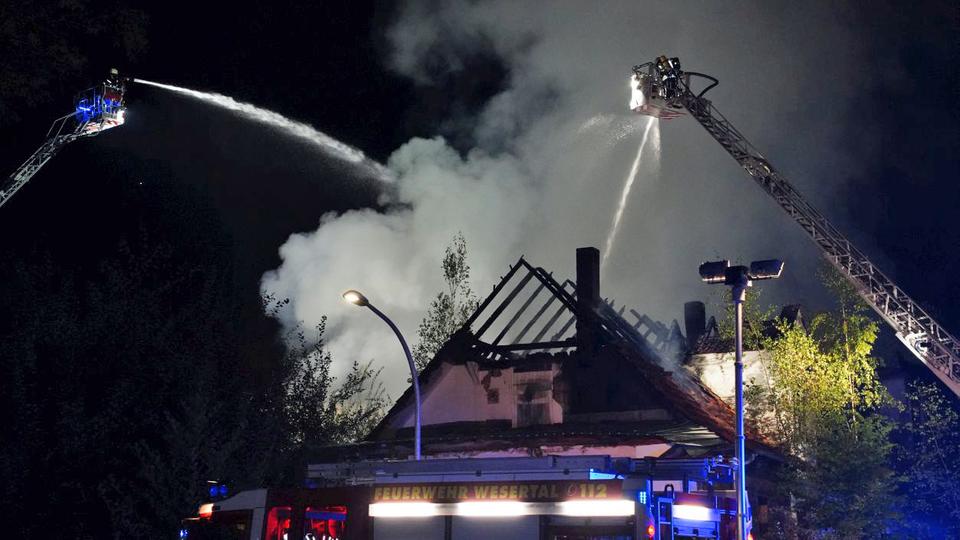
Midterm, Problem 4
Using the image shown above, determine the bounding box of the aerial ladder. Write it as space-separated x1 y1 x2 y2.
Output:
630 56 960 398
0 69 128 209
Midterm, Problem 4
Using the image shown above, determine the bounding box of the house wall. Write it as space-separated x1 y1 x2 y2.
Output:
686 350 772 405
389 360 565 430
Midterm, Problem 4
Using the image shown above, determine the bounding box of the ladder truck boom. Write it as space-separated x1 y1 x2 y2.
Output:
630 56 960 397
1 68 128 209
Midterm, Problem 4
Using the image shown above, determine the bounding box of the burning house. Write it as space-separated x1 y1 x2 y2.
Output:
297 247 783 539
184 247 785 540
316 247 779 464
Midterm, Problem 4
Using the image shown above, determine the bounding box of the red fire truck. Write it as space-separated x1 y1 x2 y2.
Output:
180 455 752 540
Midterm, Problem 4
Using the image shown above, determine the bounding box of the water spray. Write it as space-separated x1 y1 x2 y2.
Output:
132 79 394 182
577 114 647 149
601 117 659 273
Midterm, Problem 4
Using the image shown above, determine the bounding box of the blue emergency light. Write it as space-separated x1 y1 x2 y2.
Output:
207 482 228 499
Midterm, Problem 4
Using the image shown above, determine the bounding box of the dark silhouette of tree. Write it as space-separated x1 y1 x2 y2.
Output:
0 238 384 539
894 381 960 538
0 0 147 125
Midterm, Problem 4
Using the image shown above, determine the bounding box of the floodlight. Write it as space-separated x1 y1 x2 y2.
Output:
698 260 730 284
748 259 784 280
341 290 369 306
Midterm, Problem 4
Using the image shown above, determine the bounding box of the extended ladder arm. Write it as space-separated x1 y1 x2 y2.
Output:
679 88 960 397
0 113 86 209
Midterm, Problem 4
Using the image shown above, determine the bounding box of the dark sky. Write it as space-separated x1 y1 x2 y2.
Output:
0 0 506 296
1 1 394 294
0 0 957 387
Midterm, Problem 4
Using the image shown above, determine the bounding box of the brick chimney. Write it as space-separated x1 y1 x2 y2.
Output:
575 247 601 355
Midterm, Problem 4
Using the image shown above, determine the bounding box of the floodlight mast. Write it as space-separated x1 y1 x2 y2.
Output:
632 56 960 398
699 258 784 540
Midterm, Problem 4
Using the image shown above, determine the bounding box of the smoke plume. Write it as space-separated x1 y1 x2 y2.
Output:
263 1 879 393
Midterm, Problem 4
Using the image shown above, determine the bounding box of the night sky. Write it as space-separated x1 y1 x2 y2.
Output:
1 1 957 388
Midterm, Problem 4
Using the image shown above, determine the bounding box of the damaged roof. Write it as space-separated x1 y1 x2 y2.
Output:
361 251 779 458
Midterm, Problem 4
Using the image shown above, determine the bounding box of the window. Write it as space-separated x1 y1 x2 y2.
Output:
305 506 347 539
265 506 291 540
516 380 551 426
517 403 549 426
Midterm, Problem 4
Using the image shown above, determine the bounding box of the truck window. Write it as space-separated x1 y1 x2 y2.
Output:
305 506 347 539
265 506 291 540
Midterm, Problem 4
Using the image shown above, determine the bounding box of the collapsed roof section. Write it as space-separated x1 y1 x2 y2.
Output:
463 251 686 364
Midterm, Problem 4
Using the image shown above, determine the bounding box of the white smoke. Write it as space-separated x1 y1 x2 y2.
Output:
261 137 534 384
263 1 878 392
133 79 394 182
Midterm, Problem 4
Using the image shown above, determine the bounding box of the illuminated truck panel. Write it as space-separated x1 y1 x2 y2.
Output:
181 481 748 539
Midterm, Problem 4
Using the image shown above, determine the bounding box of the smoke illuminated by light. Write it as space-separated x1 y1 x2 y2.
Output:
601 116 659 272
133 79 393 181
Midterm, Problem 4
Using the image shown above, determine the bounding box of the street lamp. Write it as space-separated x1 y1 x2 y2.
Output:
342 289 422 460
698 259 784 540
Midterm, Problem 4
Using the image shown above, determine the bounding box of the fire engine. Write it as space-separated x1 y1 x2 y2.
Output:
180 455 750 540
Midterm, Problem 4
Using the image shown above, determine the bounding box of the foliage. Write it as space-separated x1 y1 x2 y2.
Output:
746 267 889 452
894 381 960 538
280 315 388 452
0 240 385 539
714 284 779 350
784 415 899 539
412 232 478 371
744 267 898 538
0 0 148 125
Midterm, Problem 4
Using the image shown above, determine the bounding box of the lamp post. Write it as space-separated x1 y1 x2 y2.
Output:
698 259 784 540
342 289 422 461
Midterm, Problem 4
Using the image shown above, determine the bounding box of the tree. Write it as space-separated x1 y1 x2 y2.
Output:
784 414 899 539
744 267 898 538
0 238 387 539
280 314 388 457
412 233 478 371
715 284 779 350
0 0 147 125
895 381 960 538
